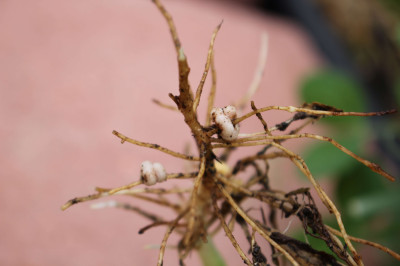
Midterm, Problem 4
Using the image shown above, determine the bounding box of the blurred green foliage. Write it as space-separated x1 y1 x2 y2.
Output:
380 0 400 16
396 24 400 46
297 69 400 265
198 237 226 266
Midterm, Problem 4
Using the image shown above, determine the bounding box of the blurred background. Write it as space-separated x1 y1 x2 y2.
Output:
0 0 399 265
262 1 400 265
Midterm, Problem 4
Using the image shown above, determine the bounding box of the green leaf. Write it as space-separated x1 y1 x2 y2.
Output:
396 23 400 45
347 190 400 220
335 164 386 206
198 237 226 266
301 133 364 178
334 163 389 234
300 70 366 124
291 229 339 260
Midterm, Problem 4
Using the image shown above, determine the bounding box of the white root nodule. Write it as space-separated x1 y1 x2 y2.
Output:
211 105 240 141
140 161 167 186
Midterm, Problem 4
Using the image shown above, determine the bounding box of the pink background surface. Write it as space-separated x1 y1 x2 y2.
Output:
0 0 320 265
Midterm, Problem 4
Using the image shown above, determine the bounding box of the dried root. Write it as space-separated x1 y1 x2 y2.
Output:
62 0 398 265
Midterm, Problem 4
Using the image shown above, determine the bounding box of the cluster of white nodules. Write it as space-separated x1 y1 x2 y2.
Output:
211 105 240 141
140 161 167 186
